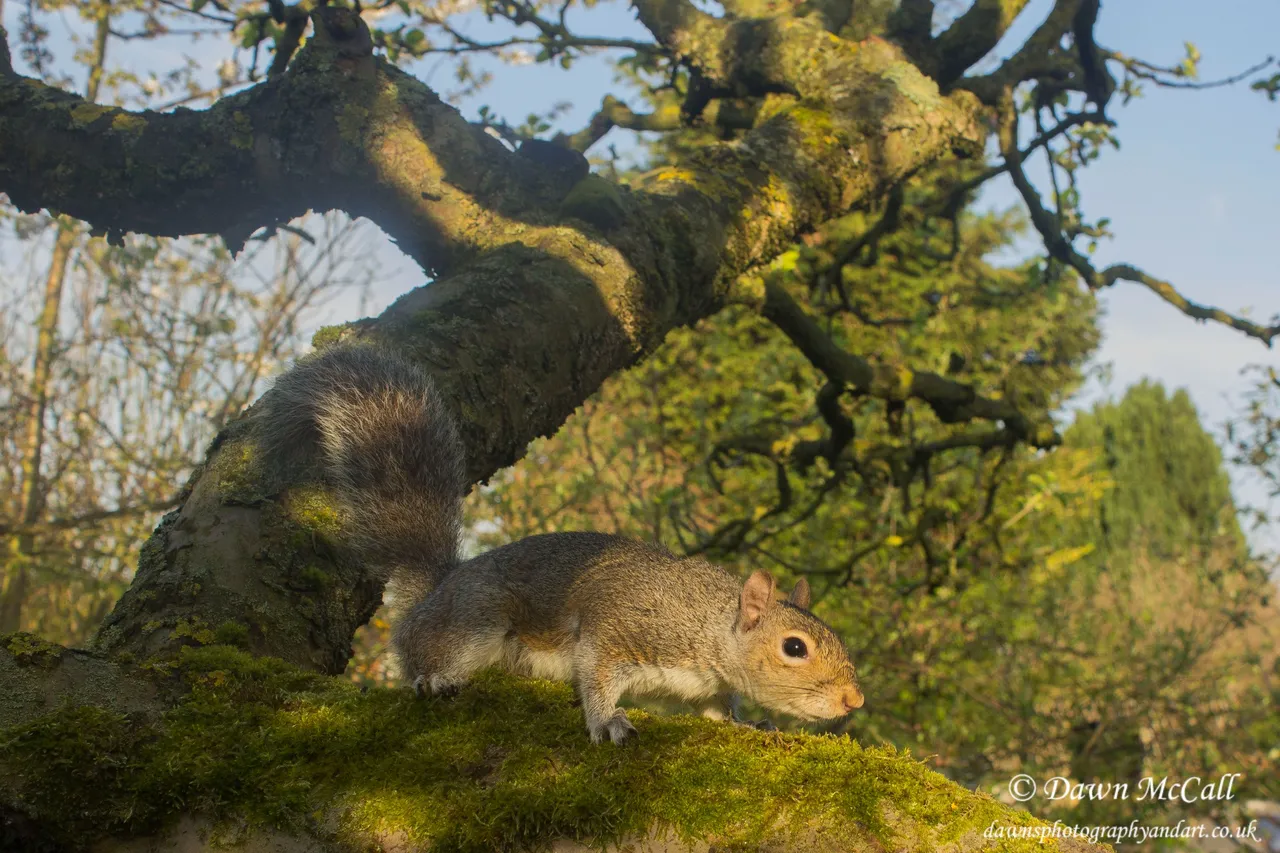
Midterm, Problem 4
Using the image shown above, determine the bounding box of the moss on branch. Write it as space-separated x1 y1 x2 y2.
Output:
0 645 1102 852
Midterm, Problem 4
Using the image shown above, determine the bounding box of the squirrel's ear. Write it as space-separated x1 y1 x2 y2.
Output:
739 570 776 631
789 578 811 609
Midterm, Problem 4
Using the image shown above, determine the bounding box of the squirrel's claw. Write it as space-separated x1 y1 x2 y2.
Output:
727 716 777 732
592 711 638 745
413 674 461 699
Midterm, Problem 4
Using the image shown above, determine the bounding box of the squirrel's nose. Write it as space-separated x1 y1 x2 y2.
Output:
842 687 864 712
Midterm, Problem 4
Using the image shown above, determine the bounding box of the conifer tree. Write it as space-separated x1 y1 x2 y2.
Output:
1065 381 1247 562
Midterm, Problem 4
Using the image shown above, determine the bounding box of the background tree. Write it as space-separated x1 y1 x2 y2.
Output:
1065 381 1248 562
0 215 379 643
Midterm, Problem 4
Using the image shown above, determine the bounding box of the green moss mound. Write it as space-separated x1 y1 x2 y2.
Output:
0 646 1059 851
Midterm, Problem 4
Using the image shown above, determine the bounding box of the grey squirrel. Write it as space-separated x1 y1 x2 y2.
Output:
256 343 864 744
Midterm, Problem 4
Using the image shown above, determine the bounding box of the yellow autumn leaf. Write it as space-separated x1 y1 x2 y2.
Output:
1045 543 1095 571
771 435 798 456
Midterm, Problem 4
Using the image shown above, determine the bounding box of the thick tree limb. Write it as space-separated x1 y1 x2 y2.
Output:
958 0 1082 105
887 0 935 67
0 11 578 276
2 10 988 669
892 0 935 41
932 0 1033 86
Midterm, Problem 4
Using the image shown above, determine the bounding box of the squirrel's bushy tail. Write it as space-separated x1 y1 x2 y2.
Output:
255 344 467 603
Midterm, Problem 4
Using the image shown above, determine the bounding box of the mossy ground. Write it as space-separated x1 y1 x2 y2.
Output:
0 646 1060 852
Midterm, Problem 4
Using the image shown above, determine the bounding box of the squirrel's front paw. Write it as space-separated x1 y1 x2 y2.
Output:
590 712 638 745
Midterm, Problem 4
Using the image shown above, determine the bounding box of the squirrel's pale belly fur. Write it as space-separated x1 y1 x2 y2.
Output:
505 644 720 702
513 646 575 682
256 344 864 744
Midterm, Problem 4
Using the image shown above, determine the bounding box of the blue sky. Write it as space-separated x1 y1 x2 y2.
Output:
5 0 1279 548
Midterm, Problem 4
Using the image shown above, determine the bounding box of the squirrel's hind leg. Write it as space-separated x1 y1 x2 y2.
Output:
572 643 637 745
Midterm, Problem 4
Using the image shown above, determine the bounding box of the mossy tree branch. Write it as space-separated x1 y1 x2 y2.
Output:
0 8 991 670
0 634 164 730
0 647 1110 852
631 0 956 107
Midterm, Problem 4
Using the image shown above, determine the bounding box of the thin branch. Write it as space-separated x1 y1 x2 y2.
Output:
1108 51 1274 91
0 496 181 538
1097 265 1280 346
816 187 903 308
757 280 1058 444
152 0 237 25
553 95 683 152
109 26 225 40
938 109 1110 204
995 96 1280 347
424 10 655 57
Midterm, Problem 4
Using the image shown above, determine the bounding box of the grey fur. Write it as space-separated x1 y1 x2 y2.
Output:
254 344 466 606
256 345 863 745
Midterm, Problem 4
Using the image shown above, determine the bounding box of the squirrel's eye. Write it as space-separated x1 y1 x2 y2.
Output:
783 637 808 659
